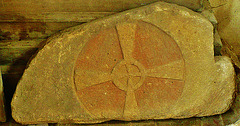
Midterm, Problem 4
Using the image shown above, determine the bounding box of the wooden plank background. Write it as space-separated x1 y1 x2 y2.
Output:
0 0 201 13
0 0 202 74
0 0 202 22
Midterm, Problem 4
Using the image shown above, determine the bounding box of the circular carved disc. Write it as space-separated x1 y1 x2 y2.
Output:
74 20 185 118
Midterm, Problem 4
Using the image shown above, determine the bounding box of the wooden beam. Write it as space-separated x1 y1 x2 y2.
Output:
0 39 45 48
0 22 81 40
0 39 44 65
0 0 201 14
0 40 43 74
0 12 115 23
0 0 147 13
0 0 202 23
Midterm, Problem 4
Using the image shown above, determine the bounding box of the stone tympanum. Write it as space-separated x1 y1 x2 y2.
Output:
11 1 235 124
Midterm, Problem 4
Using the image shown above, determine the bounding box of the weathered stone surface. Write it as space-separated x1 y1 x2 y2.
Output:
161 0 202 10
221 40 240 69
210 56 235 113
227 119 240 126
0 69 6 122
201 10 218 25
214 29 223 56
209 0 240 57
11 1 235 124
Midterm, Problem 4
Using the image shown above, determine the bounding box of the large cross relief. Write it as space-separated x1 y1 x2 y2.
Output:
74 21 185 118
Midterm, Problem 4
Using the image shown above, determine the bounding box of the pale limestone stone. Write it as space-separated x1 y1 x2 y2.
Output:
203 56 235 115
161 0 202 10
209 0 240 57
201 10 218 25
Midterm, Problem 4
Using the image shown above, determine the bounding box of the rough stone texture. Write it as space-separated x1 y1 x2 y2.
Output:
200 9 222 56
213 29 223 56
209 0 240 58
211 56 235 114
201 10 218 25
221 40 240 69
0 69 6 122
161 0 202 10
227 119 240 126
11 1 235 124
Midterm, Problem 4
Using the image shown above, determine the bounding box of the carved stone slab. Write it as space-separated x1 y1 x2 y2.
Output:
11 1 235 124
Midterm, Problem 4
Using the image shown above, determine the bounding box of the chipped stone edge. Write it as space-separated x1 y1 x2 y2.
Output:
0 67 6 122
